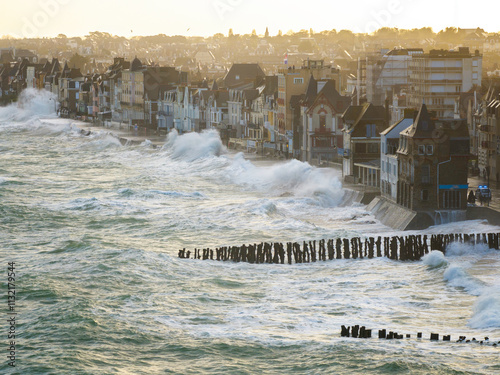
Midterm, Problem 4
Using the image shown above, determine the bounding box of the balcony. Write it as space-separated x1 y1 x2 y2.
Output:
314 128 334 134
479 124 496 134
481 141 496 150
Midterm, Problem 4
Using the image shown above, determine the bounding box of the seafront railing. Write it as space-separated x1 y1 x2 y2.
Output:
178 233 500 264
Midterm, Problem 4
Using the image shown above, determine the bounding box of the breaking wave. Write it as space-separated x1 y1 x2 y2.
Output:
422 250 448 268
469 286 500 329
163 129 225 161
426 242 500 329
160 130 345 207
0 88 57 123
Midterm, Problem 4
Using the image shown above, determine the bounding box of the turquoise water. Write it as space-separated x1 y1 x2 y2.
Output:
1 91 500 374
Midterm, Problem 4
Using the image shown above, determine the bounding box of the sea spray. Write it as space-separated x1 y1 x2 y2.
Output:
161 130 345 207
0 88 57 123
422 250 448 268
469 286 500 329
164 129 225 161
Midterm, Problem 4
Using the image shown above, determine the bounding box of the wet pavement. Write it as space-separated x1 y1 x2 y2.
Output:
468 176 500 211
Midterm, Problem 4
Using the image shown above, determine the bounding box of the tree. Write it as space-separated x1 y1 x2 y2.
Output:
68 53 90 71
228 28 234 37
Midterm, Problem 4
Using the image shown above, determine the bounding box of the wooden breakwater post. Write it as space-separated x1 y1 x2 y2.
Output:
341 325 499 347
178 232 500 265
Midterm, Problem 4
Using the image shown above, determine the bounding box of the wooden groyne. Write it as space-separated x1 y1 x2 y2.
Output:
340 325 499 347
178 232 500 264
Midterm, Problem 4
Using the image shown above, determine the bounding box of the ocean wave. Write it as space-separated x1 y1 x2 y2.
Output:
445 242 491 257
469 286 500 329
0 88 57 123
422 251 449 268
163 129 225 161
227 153 344 207
147 190 206 199
443 265 486 296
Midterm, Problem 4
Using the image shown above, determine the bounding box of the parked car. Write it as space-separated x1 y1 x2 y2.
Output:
476 185 492 205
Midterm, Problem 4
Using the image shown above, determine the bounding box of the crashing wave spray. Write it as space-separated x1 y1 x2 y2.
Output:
161 129 345 207
0 88 57 122
425 242 500 329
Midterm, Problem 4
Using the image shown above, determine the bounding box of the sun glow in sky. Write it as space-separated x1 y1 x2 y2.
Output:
1 0 498 38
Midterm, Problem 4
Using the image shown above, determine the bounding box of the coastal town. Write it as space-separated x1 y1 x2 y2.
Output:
1 28 500 228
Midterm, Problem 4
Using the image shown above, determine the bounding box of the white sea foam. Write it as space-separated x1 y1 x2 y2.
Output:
443 265 485 296
0 88 57 123
226 153 344 207
164 129 225 161
469 286 500 329
445 242 491 257
161 131 345 207
422 250 449 268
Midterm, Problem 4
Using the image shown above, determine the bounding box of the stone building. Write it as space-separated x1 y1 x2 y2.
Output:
397 104 469 226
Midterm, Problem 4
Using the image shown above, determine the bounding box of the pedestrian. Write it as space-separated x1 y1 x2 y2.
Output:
468 190 476 205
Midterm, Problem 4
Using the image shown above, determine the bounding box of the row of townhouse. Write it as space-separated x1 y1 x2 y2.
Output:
342 102 470 228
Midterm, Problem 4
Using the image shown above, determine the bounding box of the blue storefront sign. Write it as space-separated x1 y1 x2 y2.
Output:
439 185 469 190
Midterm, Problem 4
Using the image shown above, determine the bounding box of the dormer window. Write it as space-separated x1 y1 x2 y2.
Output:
235 75 240 80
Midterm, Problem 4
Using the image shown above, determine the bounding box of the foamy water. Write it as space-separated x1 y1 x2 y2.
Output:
1 90 500 374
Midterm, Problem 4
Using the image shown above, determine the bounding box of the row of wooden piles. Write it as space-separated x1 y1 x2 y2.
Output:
178 232 500 264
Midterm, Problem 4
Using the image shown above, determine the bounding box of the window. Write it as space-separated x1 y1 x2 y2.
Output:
355 143 366 153
442 190 461 209
368 143 379 153
418 145 425 155
421 189 429 201
294 78 304 84
421 165 430 184
426 145 433 155
366 124 376 138
319 115 326 131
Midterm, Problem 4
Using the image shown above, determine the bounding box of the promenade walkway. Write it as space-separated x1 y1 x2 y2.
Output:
468 176 500 212
74 120 167 147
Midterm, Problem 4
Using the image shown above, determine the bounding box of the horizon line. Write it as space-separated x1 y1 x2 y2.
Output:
1 26 499 40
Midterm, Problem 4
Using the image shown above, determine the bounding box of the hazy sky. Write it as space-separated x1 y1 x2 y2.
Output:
1 0 498 38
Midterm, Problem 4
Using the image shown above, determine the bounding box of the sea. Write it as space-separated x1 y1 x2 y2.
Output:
1 89 500 375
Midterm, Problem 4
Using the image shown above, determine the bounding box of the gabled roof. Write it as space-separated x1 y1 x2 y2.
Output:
342 102 386 132
303 74 317 106
131 57 142 71
380 117 413 138
400 104 437 138
262 75 278 97
223 63 265 88
242 89 259 102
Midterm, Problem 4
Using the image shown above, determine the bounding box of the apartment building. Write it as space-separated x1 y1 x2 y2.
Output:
361 48 423 106
409 47 482 118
